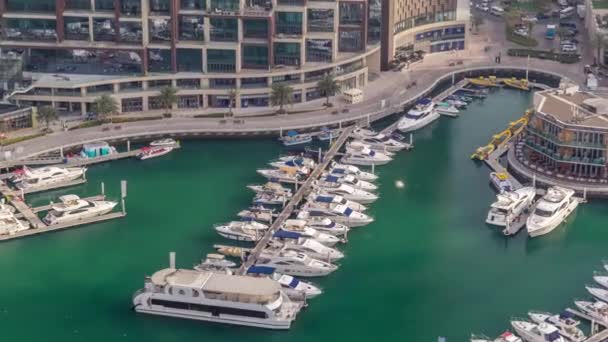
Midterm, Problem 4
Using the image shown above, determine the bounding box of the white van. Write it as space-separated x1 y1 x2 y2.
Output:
490 6 505 16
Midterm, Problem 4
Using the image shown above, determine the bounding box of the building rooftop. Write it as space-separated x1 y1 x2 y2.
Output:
536 90 608 129
150 268 280 297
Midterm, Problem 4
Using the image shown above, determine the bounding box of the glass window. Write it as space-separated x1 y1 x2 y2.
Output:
242 45 269 69
65 17 90 41
149 18 172 43
277 0 303 5
243 19 268 39
274 42 300 66
210 18 238 42
178 95 202 109
177 79 201 88
307 9 333 32
207 49 236 73
122 98 143 112
149 0 170 14
306 39 332 63
210 0 239 11
4 19 57 41
121 0 141 16
93 18 115 42
210 78 236 89
119 22 143 43
177 49 203 72
181 0 206 10
241 77 268 88
368 0 381 44
95 0 114 11
7 0 55 11
339 3 364 26
179 16 205 41
339 30 363 52
148 49 172 73
275 12 302 35
66 0 91 10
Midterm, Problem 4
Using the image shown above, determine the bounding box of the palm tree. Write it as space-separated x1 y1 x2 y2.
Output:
270 83 293 114
94 94 118 123
227 88 238 116
37 105 58 130
158 86 178 117
317 74 340 107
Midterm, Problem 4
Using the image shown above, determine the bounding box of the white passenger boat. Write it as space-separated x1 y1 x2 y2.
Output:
246 266 322 300
486 187 536 227
354 134 408 152
271 230 344 261
351 127 379 140
574 300 608 326
306 193 367 212
299 203 373 227
528 311 585 342
253 192 291 206
270 157 316 170
137 146 173 160
328 161 378 181
471 331 523 342
586 285 608 303
295 212 350 236
313 183 378 204
527 187 578 238
257 167 306 184
0 207 29 235
280 130 313 146
149 138 177 147
490 172 514 193
214 220 268 242
11 166 87 191
132 267 302 329
511 320 565 342
194 253 237 272
346 141 395 156
256 250 338 277
281 219 340 246
397 98 440 132
340 148 392 166
237 206 275 223
247 182 293 196
43 195 117 225
319 174 377 192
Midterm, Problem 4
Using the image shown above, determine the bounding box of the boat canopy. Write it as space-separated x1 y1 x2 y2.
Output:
325 176 339 183
417 98 432 105
285 159 303 167
286 130 298 137
247 265 276 275
559 310 574 319
315 196 334 203
288 277 300 288
331 168 346 174
240 216 255 222
274 230 301 239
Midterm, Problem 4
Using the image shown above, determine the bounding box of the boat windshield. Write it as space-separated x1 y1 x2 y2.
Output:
534 208 555 217
343 207 353 217
545 331 561 342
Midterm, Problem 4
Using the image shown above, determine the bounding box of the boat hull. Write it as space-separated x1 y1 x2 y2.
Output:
527 200 578 238
397 111 440 133
44 203 116 225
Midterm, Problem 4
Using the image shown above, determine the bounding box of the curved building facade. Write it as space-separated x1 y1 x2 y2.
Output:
0 0 381 113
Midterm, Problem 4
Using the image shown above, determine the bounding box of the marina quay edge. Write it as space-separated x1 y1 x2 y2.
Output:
5 0 608 341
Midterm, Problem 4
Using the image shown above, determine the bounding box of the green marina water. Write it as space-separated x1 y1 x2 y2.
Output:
1 88 607 341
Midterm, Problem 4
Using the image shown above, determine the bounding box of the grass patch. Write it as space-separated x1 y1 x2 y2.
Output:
0 132 45 146
593 0 608 9
508 48 581 64
506 27 539 47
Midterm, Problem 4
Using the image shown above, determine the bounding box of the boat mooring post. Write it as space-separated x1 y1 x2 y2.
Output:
101 181 105 196
318 148 322 163
279 127 283 137
409 134 413 146
532 174 536 188
451 73 455 85
169 252 176 269
295 179 299 192
121 180 127 215
59 146 64 159
367 114 370 127
371 163 375 175
583 188 587 202
339 120 342 129
127 140 131 152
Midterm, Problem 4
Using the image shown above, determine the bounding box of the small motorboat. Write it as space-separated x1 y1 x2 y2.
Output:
237 206 275 223
253 192 291 206
246 265 322 299
137 146 173 160
194 253 237 272
470 331 522 342
328 161 378 181
435 102 460 114
318 174 377 192
257 167 306 184
280 130 313 146
511 320 565 342
214 220 268 242
269 157 316 170
295 211 350 236
490 172 514 193
306 193 367 212
527 187 578 238
486 187 536 228
346 140 395 156
340 148 392 166
351 127 379 140
594 272 608 289
149 138 177 147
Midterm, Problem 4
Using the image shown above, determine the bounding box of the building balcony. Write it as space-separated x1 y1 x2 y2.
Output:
524 140 606 167
526 127 608 151
65 30 90 41
275 24 302 36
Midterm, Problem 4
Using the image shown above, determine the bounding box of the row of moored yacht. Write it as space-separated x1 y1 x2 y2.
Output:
132 126 404 329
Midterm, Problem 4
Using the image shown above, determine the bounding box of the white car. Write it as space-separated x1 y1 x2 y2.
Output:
479 5 489 11
561 44 577 52
522 16 538 23
514 29 529 37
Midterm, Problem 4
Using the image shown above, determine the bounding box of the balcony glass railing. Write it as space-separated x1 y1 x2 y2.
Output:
526 126 607 150
275 23 302 35
524 140 606 166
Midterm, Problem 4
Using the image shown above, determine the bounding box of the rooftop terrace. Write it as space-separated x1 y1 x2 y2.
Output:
536 90 608 129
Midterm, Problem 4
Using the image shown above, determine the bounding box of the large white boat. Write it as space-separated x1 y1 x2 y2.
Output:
137 146 173 160
471 331 523 342
43 195 117 225
295 212 349 236
253 192 291 206
318 174 377 192
511 320 565 342
214 220 268 242
299 203 373 227
269 157 316 170
11 166 86 191
435 102 460 115
237 206 275 224
0 207 29 235
486 187 536 227
246 266 322 300
257 167 305 184
351 127 379 140
346 141 395 157
397 98 440 132
270 230 344 261
594 273 608 289
340 148 392 166
528 311 585 342
255 250 338 277
586 285 608 302
149 138 177 147
247 182 292 196
526 187 578 238
281 219 340 246
132 267 302 329
355 134 409 152
313 183 378 204
328 162 378 181
574 300 608 326
307 193 367 212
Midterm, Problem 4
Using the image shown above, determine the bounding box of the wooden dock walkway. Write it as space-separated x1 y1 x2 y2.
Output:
238 126 355 274
0 181 45 228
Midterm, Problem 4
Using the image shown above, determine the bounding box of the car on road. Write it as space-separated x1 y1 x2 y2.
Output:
561 44 577 52
513 28 529 37
522 16 538 23
477 4 489 12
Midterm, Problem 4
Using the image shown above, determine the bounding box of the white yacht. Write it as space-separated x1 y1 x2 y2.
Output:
528 311 585 342
270 231 344 261
486 187 536 227
300 204 373 227
43 195 117 225
397 98 440 132
527 187 578 238
306 193 367 212
586 285 608 302
313 183 378 204
194 253 237 272
132 267 302 329
247 182 292 196
0 207 29 235
436 102 460 115
574 300 608 326
351 127 379 140
137 146 173 160
281 219 340 246
237 207 275 224
594 273 608 289
511 320 565 342
295 212 350 236
11 166 86 191
246 266 322 300
214 220 268 242
319 174 377 192
471 331 523 342
327 162 378 181
269 157 316 170
340 148 392 166
255 250 338 277
346 141 395 157
355 134 409 152
149 138 177 146
253 192 291 206
257 168 305 184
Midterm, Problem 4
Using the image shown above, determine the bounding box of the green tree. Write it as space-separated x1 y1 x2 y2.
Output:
317 74 340 107
270 83 293 114
158 86 178 117
227 88 238 116
94 94 118 122
37 105 58 130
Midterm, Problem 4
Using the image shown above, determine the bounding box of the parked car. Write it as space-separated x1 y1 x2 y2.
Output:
561 44 577 52
522 15 538 23
513 28 529 37
536 12 550 20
